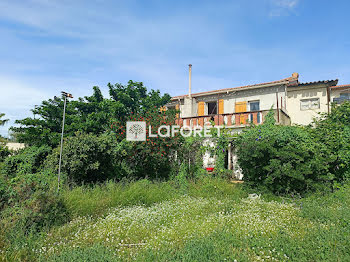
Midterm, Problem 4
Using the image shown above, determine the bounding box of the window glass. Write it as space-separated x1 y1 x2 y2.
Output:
249 101 260 111
340 93 350 99
310 98 320 109
300 98 319 110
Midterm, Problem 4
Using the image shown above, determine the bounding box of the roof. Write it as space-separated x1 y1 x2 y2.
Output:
330 84 350 91
170 73 340 101
297 79 338 87
171 73 298 100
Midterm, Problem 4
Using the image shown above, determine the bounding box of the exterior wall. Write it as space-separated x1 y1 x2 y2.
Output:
330 88 350 103
188 85 286 117
330 89 342 102
286 85 328 125
223 85 286 114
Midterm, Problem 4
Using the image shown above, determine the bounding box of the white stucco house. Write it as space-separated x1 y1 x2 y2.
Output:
166 67 350 178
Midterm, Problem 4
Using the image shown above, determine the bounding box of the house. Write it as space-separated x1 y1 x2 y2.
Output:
166 65 349 178
331 84 350 104
167 66 345 128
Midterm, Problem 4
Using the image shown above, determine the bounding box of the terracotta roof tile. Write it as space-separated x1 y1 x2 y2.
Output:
330 84 350 91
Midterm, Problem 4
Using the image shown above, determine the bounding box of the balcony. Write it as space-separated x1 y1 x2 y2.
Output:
175 109 290 128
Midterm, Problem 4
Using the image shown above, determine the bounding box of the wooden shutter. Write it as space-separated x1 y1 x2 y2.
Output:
218 99 224 114
235 102 247 124
175 104 180 118
198 101 205 116
235 101 247 113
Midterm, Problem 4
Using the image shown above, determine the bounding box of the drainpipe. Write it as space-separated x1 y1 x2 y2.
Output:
327 86 330 114
276 91 280 123
281 96 283 110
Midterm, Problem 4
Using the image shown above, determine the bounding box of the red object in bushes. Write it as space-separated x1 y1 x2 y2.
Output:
206 167 214 172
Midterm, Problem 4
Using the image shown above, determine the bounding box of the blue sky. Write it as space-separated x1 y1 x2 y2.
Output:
0 0 350 137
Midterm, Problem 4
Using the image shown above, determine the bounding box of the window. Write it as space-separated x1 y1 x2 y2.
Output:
340 93 350 99
300 98 320 110
248 101 260 123
249 101 260 111
249 113 261 124
333 93 350 104
207 102 217 115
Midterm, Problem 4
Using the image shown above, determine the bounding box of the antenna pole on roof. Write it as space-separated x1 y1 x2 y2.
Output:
188 64 192 98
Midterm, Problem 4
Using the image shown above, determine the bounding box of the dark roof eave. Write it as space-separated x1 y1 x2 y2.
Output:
296 79 338 87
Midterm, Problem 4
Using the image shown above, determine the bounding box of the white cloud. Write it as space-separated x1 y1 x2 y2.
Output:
269 0 299 16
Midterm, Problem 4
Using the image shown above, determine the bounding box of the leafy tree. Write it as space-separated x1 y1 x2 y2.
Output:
234 111 332 194
110 107 180 180
0 113 8 126
11 81 171 147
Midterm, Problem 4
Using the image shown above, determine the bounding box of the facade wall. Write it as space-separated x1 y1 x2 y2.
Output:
190 85 286 116
331 89 342 102
286 85 328 125
171 82 338 127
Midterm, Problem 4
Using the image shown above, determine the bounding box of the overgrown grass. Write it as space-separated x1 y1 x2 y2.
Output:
1 177 350 261
61 176 245 217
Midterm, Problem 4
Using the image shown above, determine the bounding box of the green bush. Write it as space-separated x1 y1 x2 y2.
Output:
45 132 130 184
1 172 68 231
0 142 10 162
310 102 350 182
3 145 51 177
234 111 332 194
0 172 69 261
0 174 9 210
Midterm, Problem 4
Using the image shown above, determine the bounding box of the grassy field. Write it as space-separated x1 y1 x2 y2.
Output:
2 177 350 261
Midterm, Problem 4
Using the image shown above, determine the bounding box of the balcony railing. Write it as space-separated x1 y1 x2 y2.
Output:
175 109 290 128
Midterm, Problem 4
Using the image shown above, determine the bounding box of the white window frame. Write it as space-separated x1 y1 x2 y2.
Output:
248 100 260 112
300 98 320 111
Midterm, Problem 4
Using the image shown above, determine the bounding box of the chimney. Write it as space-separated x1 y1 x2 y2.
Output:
188 64 192 97
292 72 299 79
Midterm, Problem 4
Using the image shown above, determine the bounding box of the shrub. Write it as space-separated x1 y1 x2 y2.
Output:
0 172 69 260
3 145 51 177
234 111 332 194
45 132 130 184
310 102 350 182
0 142 10 162
1 173 68 233
0 174 9 210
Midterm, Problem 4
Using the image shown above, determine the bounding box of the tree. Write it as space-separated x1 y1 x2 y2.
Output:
11 82 171 147
110 107 180 180
0 113 8 126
